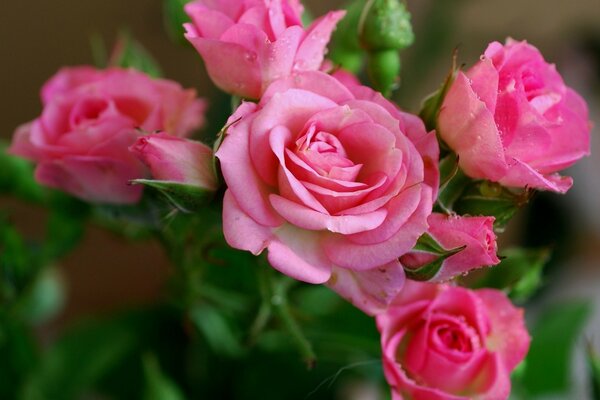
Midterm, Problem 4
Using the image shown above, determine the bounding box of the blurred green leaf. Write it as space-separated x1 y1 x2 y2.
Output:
469 247 550 303
0 314 39 400
109 33 162 77
587 341 600 400
328 0 364 73
22 317 138 400
293 286 342 317
14 267 65 325
522 301 592 396
43 192 89 260
143 353 186 400
1 217 35 305
163 0 192 44
0 141 45 202
189 304 244 358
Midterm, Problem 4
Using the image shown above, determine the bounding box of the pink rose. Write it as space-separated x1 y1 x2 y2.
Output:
438 39 591 193
130 132 217 190
184 0 345 99
216 71 438 314
401 213 500 282
377 281 530 400
9 66 206 204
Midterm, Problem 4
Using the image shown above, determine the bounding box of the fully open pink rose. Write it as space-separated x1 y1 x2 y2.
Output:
184 0 345 99
438 39 591 193
401 213 500 282
9 66 206 204
130 132 217 190
377 281 530 400
217 71 438 314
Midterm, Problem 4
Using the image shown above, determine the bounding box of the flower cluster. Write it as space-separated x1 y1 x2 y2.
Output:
8 1 591 398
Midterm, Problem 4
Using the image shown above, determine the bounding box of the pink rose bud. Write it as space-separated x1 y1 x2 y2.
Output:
401 213 500 282
216 71 439 315
130 132 217 191
184 0 345 99
438 39 591 193
8 66 206 204
377 281 530 399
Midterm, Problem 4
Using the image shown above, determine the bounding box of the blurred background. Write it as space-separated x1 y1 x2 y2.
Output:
1 0 599 398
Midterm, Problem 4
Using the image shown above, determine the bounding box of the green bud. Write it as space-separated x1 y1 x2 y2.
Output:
367 49 400 97
359 0 414 52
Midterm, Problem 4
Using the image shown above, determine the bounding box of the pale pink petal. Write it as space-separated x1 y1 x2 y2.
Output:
324 186 432 269
222 190 274 255
267 224 332 283
326 260 406 315
216 103 284 227
35 156 144 204
269 194 387 234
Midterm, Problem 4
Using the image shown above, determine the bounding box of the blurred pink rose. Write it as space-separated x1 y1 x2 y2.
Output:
401 213 500 282
9 66 206 204
438 39 591 193
216 71 438 314
184 0 345 99
377 281 530 400
130 132 217 190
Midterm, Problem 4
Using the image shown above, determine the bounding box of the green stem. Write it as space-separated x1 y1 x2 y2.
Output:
249 263 316 368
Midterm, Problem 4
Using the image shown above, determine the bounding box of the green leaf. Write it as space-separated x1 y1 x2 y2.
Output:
412 232 448 254
163 0 193 44
131 179 214 213
403 243 465 281
522 301 592 396
435 168 470 213
453 181 531 231
109 33 162 77
468 247 550 303
143 353 186 400
14 267 65 325
419 50 458 132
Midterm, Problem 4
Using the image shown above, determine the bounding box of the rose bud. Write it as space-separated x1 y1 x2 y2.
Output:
130 132 217 191
401 213 500 282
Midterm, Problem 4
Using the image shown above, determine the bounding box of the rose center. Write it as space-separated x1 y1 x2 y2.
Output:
295 125 356 180
521 68 561 115
430 318 481 358
70 97 110 127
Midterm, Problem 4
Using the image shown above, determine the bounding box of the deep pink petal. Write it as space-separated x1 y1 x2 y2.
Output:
294 11 346 71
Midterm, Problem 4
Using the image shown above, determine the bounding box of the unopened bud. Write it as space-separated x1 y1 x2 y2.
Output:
359 0 414 52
